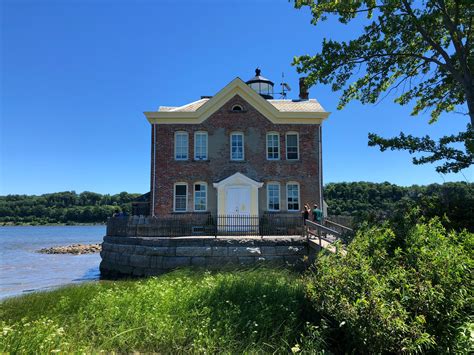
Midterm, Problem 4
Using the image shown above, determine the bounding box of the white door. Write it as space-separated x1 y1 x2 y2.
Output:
225 187 252 232
226 187 251 215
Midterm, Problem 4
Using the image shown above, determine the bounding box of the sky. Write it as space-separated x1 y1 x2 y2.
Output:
1 0 472 195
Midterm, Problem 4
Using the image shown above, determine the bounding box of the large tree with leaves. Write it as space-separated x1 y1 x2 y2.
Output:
293 0 473 173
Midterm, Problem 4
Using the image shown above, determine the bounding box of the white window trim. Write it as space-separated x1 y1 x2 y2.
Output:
266 132 280 160
194 131 208 161
285 132 299 160
267 182 281 211
173 182 188 212
174 131 189 161
230 132 244 161
193 182 208 212
286 182 300 211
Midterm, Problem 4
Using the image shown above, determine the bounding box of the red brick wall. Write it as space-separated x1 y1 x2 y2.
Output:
150 95 322 217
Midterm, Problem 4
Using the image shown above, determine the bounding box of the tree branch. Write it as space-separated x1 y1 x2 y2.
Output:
400 0 458 77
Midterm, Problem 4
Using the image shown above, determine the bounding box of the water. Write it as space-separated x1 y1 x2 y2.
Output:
0 225 105 300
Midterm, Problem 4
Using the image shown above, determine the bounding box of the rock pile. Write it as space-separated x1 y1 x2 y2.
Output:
38 244 102 255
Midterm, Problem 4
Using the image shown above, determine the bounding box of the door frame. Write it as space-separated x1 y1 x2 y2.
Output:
213 173 263 233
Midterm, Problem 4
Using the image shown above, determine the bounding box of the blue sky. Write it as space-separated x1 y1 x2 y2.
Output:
1 0 472 195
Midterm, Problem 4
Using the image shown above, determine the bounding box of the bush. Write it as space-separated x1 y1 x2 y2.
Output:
304 218 473 353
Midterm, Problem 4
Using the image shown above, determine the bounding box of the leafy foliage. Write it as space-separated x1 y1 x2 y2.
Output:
368 128 473 173
304 218 474 353
325 181 474 231
293 0 474 173
0 191 141 225
1 226 472 353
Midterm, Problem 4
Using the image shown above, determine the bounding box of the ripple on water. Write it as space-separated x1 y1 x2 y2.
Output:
0 225 105 299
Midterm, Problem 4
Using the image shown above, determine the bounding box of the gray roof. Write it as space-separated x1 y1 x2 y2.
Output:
158 98 325 113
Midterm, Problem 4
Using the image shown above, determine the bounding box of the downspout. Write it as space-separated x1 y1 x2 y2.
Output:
151 124 156 217
319 125 323 215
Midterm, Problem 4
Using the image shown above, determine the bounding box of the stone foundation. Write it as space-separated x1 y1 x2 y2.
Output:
100 235 318 278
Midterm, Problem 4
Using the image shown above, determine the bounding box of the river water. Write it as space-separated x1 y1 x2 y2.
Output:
0 226 105 300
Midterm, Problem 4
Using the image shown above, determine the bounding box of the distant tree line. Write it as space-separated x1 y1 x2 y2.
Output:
0 191 142 225
325 181 473 232
1 183 472 230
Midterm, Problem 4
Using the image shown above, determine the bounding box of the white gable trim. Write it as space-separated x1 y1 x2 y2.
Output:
213 172 263 189
145 78 330 125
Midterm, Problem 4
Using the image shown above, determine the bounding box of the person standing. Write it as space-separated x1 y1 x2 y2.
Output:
312 204 323 224
302 204 310 224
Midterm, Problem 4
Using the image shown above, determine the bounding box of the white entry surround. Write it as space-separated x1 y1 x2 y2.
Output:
213 172 264 216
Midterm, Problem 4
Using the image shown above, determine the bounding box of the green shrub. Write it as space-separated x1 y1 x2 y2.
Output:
304 218 473 353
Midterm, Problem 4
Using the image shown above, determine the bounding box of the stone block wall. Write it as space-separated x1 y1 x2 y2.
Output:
100 235 314 278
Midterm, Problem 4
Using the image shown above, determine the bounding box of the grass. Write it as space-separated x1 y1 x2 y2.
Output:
0 268 310 353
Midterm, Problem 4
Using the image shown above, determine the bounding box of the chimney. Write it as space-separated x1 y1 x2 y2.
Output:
299 77 309 100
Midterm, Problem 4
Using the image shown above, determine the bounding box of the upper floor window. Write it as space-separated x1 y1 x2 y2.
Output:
194 131 208 160
174 132 188 160
266 132 280 160
174 183 187 212
230 132 244 161
194 182 207 211
286 132 299 160
267 183 280 211
232 104 243 112
287 183 300 211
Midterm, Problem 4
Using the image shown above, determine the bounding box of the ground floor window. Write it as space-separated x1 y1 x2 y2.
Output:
287 183 300 211
174 183 187 212
267 183 280 211
194 183 207 211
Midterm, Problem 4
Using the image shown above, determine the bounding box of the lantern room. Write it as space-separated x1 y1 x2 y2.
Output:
246 68 274 99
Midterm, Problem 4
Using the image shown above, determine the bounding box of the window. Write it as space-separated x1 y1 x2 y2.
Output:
267 183 280 211
266 132 280 160
194 132 208 160
286 133 299 160
232 104 243 112
287 183 300 211
194 183 207 211
174 183 187 212
175 132 188 160
230 132 244 160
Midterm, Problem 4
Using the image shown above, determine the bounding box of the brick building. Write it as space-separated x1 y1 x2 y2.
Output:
144 69 330 220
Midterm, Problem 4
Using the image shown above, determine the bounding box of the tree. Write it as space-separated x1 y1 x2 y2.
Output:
293 0 473 173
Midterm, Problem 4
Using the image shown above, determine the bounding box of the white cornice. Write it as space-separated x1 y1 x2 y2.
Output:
144 78 330 125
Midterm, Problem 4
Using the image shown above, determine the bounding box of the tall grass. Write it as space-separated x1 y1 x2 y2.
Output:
1 268 307 353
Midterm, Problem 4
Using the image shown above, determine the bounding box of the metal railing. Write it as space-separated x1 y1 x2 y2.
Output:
324 219 354 241
304 219 354 254
106 213 304 238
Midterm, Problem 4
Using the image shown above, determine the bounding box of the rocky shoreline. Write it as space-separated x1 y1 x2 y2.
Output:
38 243 102 255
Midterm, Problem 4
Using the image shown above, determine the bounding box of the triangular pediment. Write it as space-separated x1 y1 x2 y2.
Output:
145 78 329 125
213 172 263 189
